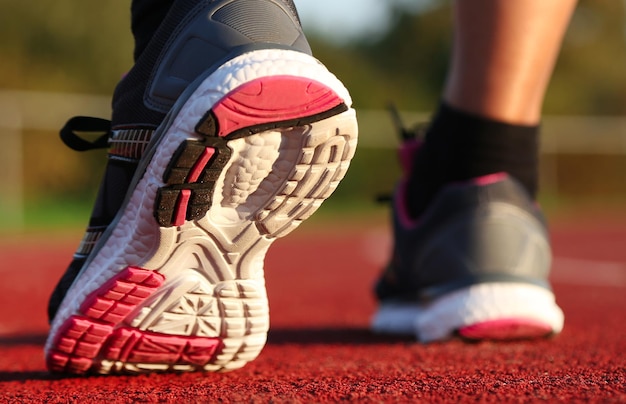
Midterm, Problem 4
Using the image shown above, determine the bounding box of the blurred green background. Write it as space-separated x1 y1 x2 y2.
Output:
0 0 625 232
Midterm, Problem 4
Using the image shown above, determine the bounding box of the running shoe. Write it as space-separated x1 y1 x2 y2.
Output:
46 0 358 374
371 110 563 342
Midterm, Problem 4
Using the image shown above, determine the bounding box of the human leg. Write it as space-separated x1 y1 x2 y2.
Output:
445 0 578 124
408 0 578 218
372 0 576 341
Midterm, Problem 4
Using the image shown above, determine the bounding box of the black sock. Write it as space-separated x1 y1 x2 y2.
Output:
406 102 539 218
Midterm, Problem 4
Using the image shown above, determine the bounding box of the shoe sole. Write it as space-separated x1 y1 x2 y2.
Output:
45 49 358 374
371 283 564 342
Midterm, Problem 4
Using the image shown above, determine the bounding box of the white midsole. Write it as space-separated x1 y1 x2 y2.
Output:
371 282 564 342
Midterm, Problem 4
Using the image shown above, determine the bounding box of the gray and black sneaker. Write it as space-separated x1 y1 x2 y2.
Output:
46 0 357 374
371 112 563 342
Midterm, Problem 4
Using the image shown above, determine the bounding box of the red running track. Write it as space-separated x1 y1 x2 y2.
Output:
0 216 625 403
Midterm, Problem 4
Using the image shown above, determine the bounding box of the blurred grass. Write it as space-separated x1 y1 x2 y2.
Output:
3 134 626 234
21 198 93 230
4 179 626 236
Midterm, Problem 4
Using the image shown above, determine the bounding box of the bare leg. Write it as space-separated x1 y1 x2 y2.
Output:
444 0 577 125
405 0 578 217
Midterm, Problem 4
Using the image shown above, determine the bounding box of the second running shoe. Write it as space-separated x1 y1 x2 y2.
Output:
371 111 563 342
46 0 357 374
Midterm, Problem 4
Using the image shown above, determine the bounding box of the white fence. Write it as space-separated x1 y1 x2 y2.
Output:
1 90 625 228
0 91 110 227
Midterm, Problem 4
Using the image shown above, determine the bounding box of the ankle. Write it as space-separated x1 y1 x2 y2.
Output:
405 102 540 218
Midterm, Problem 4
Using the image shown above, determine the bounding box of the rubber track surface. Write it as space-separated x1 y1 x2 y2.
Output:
0 216 625 403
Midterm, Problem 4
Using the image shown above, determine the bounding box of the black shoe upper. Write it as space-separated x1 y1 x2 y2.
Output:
375 175 552 304
375 108 552 304
113 0 310 128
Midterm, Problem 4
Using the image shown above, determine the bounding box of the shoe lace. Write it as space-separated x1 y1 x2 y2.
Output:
375 104 427 204
388 102 430 142
60 116 111 151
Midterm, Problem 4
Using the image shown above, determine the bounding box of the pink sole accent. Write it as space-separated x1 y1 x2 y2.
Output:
471 172 508 186
47 318 113 373
212 76 343 137
458 318 553 340
187 147 215 183
103 328 221 366
173 189 192 226
395 181 419 229
47 267 223 374
396 172 509 230
80 267 165 323
398 139 421 175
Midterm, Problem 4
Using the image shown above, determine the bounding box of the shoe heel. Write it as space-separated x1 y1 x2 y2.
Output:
123 72 357 372
46 49 358 374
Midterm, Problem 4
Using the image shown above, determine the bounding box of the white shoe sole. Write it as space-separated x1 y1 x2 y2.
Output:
371 282 564 342
46 49 358 374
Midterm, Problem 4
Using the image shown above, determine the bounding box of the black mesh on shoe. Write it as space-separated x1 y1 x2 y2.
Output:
280 0 301 24
213 1 302 43
131 0 176 61
88 158 143 227
48 258 86 322
113 0 204 128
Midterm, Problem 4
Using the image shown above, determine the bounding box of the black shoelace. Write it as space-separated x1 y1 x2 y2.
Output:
60 116 111 151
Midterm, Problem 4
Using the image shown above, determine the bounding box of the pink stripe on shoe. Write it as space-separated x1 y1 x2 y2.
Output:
212 76 344 137
103 328 221 366
398 138 421 175
395 172 509 230
80 267 164 323
47 317 114 373
47 266 223 373
470 172 508 186
395 181 420 229
458 318 553 340
187 147 215 183
173 189 192 226
47 267 166 373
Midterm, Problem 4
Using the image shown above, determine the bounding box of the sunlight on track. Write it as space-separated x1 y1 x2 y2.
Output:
551 257 626 287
